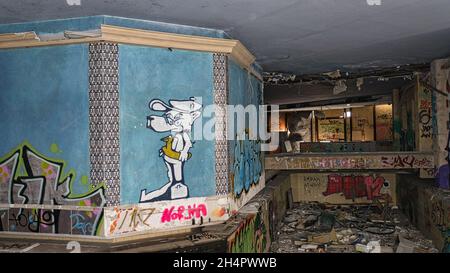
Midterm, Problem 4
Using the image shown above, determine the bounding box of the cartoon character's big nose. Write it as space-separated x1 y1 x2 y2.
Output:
147 115 174 132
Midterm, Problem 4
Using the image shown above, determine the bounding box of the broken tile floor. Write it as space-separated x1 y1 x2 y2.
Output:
271 202 439 253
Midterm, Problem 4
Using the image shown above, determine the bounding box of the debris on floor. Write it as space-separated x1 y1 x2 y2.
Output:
271 202 438 253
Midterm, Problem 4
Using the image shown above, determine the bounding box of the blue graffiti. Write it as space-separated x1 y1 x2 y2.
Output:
233 132 262 196
70 213 93 235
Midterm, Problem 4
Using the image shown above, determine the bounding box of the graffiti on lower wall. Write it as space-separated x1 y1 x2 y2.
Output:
232 131 263 198
227 207 270 253
399 177 449 253
428 196 450 251
381 155 433 169
292 173 396 204
323 174 391 201
266 153 433 170
140 98 202 203
105 197 228 235
0 142 105 235
161 203 207 223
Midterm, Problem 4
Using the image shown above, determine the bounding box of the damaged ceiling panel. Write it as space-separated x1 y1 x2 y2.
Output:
1 0 450 74
264 76 410 106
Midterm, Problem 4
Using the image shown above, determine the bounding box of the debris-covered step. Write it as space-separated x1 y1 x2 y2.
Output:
272 202 438 253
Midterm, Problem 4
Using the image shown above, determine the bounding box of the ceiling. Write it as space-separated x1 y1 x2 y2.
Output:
2 0 450 75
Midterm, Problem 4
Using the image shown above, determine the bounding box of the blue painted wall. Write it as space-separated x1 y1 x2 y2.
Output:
118 44 215 204
228 60 263 198
0 45 90 195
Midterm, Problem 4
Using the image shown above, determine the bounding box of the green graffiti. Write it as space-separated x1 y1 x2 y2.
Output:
393 119 402 134
228 211 267 253
50 143 61 154
80 175 89 185
406 112 415 150
0 141 106 235
0 141 105 202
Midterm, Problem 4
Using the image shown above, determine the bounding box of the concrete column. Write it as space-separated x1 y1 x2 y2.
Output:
431 58 450 188
88 42 120 206
393 88 401 150
415 74 434 178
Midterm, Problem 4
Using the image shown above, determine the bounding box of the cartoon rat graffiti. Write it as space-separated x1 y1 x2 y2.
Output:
139 97 202 202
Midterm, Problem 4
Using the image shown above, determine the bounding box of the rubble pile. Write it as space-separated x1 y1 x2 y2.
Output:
272 202 438 253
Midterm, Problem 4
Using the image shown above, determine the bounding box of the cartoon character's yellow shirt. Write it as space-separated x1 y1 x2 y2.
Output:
161 136 192 160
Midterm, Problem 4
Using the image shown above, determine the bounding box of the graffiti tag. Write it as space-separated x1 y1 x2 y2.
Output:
381 155 433 169
0 143 105 235
323 174 389 200
109 207 155 234
161 203 207 223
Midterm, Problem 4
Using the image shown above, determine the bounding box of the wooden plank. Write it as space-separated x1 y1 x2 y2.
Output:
0 31 39 42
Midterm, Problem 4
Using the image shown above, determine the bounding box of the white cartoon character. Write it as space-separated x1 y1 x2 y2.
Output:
139 97 202 202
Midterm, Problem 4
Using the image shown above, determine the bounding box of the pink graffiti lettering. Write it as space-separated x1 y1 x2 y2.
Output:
161 203 207 223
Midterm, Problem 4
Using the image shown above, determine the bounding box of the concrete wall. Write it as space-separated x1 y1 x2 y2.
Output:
228 59 265 209
226 173 290 253
431 58 450 189
0 45 91 195
0 44 106 236
397 175 450 252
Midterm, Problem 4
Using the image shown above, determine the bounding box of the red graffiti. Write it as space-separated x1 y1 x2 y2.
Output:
323 175 387 200
161 203 207 223
420 100 431 110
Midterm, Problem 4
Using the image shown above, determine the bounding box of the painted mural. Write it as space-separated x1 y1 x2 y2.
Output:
287 111 312 143
0 142 105 235
119 45 215 204
140 98 202 203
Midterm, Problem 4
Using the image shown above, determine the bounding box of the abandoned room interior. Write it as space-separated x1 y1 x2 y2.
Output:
0 0 449 255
